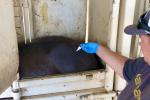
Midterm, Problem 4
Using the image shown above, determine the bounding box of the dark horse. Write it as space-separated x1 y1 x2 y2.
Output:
18 36 105 79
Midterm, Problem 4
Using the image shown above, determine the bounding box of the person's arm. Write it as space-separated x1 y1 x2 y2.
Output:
96 45 128 78
80 43 128 78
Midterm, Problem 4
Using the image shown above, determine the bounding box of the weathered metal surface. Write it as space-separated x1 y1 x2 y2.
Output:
13 0 111 44
32 0 86 40
14 0 87 42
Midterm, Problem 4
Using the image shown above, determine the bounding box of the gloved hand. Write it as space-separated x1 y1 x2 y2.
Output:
80 42 99 54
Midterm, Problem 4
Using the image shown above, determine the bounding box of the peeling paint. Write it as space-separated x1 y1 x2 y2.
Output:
14 0 111 43
32 0 86 40
40 2 48 24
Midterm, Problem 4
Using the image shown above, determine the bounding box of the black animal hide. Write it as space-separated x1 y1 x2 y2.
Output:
18 36 105 79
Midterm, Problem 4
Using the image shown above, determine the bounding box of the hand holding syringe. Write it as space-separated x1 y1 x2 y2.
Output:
76 43 99 54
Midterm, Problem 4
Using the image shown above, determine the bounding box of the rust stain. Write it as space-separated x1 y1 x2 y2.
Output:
40 2 48 24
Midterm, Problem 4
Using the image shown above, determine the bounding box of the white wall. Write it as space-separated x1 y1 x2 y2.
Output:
0 0 18 94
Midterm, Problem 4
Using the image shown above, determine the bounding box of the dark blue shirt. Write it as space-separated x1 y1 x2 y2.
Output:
118 57 150 100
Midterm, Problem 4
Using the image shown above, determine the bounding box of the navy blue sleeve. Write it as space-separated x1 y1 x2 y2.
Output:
123 58 145 82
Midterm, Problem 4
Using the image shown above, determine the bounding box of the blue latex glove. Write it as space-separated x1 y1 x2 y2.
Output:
80 42 99 54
